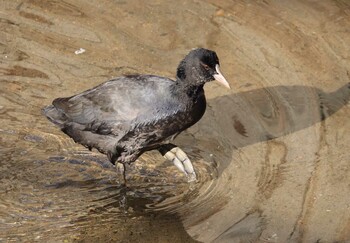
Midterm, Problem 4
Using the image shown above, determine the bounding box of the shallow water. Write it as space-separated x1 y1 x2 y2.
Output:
1 0 350 242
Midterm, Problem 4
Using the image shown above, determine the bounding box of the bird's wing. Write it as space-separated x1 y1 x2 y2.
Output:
52 76 175 135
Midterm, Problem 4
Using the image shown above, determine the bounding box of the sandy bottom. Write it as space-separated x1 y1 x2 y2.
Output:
0 0 349 242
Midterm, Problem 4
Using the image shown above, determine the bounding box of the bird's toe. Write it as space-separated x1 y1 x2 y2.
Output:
164 147 197 182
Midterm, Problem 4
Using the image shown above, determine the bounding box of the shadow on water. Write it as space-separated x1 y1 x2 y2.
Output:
188 83 350 174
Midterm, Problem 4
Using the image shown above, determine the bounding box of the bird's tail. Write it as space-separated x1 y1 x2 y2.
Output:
42 105 67 128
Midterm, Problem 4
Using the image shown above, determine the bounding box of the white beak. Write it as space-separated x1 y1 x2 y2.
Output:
213 64 230 89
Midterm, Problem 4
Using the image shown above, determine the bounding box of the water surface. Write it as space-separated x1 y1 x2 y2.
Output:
1 0 350 242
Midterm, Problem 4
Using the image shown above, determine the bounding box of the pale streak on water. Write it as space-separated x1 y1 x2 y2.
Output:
0 0 350 242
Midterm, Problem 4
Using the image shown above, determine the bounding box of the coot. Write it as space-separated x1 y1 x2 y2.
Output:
43 48 230 182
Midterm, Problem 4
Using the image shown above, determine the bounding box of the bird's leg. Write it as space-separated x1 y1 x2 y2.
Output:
107 151 127 186
158 144 197 182
122 163 127 186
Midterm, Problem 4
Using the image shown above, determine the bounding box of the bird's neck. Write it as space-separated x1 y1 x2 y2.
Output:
171 78 204 99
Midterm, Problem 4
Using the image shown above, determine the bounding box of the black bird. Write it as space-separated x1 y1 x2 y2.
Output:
43 48 230 182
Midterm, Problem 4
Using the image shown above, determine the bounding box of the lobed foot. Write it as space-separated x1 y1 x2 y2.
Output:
163 147 197 182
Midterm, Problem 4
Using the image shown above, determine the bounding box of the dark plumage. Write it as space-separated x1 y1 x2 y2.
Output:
43 48 229 181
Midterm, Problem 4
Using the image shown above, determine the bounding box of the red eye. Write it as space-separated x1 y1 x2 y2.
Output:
201 63 210 70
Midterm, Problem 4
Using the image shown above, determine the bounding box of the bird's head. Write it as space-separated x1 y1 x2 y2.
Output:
176 48 230 89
